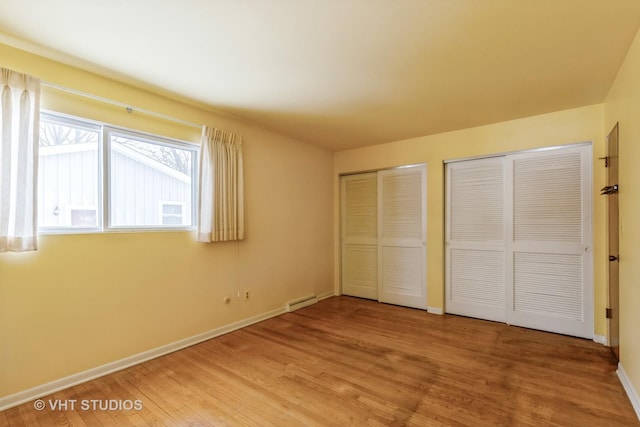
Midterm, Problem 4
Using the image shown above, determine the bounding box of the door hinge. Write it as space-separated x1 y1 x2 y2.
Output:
606 308 613 319
598 156 609 167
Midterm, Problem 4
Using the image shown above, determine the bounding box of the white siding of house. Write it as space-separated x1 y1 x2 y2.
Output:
39 143 192 228
110 148 191 226
39 144 99 227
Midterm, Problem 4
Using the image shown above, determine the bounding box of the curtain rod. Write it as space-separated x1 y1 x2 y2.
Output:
41 81 202 130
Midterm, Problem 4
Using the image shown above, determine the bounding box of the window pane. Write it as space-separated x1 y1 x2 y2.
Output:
109 134 194 227
162 215 183 225
162 204 183 215
38 119 100 228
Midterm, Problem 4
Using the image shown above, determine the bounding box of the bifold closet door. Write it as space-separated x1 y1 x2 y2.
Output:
341 165 427 309
341 173 378 300
446 144 593 339
507 146 593 339
445 157 506 322
378 166 427 309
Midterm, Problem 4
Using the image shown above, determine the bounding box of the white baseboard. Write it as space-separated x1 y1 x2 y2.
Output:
428 306 443 315
593 334 608 345
0 306 286 412
618 362 640 421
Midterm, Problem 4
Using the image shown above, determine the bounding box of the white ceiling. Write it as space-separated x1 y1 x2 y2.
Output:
1 0 640 151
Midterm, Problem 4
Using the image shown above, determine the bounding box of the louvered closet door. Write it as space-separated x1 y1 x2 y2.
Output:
341 173 378 299
378 166 427 309
445 157 506 322
507 145 593 338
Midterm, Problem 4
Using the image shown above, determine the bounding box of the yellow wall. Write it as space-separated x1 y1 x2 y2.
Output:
334 104 607 334
0 44 334 398
604 27 640 399
3 31 635 403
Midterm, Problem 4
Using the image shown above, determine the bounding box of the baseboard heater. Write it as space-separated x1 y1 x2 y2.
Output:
286 295 318 312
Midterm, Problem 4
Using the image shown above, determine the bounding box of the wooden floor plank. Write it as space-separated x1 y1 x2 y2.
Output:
1 296 637 426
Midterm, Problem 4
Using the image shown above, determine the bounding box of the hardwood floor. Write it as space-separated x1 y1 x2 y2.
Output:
2 296 637 426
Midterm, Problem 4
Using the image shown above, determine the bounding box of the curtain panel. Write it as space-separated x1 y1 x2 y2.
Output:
197 126 245 242
0 68 40 253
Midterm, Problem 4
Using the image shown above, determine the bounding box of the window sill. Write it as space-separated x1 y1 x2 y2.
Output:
38 227 196 235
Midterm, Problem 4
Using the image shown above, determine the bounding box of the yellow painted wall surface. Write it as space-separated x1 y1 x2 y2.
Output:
1 35 628 404
604 27 640 401
0 44 334 398
334 104 607 335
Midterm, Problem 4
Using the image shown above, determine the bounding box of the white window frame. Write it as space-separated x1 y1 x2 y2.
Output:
38 113 103 234
38 111 199 234
105 127 197 231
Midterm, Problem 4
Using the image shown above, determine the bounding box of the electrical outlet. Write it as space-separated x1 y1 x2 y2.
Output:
244 290 250 300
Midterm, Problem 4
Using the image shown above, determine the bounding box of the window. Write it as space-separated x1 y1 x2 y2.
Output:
160 202 185 225
39 116 101 229
70 207 98 226
108 131 195 228
38 112 198 232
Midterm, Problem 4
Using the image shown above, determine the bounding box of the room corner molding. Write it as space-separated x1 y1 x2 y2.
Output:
617 362 640 421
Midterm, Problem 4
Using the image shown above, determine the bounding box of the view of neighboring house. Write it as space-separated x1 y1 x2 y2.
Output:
38 116 194 229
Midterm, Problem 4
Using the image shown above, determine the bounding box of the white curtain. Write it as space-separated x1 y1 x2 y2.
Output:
197 126 244 242
0 68 40 253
